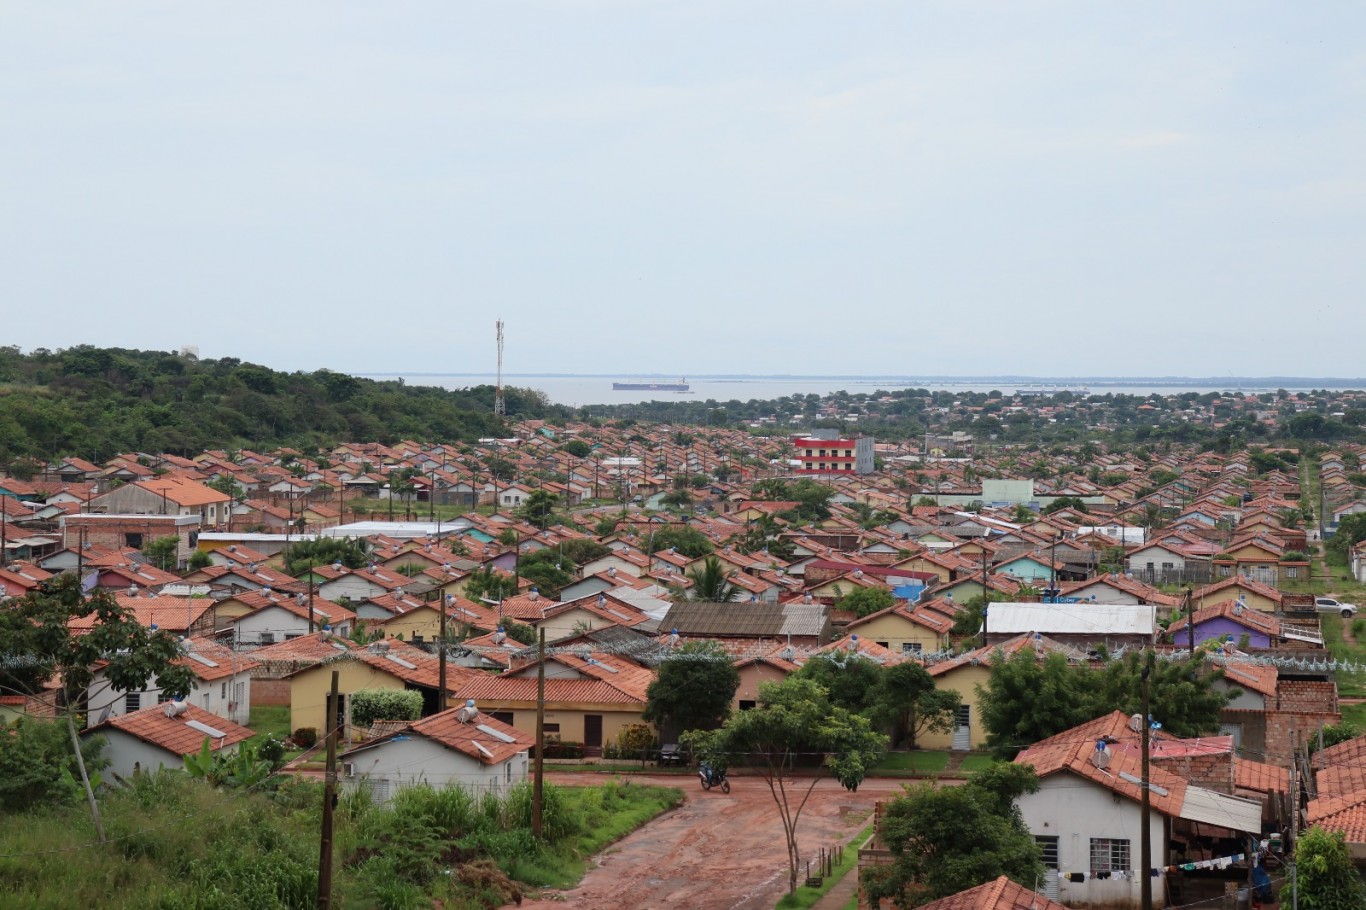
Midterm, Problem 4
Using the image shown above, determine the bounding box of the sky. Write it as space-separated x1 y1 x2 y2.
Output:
4 2 1366 379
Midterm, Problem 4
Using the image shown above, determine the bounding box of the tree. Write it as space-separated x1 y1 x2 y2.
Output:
643 642 739 735
869 662 959 749
141 535 181 571
463 567 519 603
865 764 1044 907
0 576 197 840
516 489 558 529
660 488 694 510
686 555 740 602
1042 495 1088 515
838 586 895 618
503 620 537 645
1295 827 1366 909
561 439 591 458
187 549 213 570
683 678 887 895
648 526 714 558
351 689 424 729
516 548 577 598
795 653 887 715
0 717 107 813
285 535 372 577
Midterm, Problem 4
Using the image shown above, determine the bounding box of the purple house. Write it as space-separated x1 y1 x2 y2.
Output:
1168 598 1321 649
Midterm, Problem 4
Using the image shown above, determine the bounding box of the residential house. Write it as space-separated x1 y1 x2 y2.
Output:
86 476 230 529
1166 600 1323 650
983 602 1157 651
86 636 259 727
339 704 534 802
84 702 255 783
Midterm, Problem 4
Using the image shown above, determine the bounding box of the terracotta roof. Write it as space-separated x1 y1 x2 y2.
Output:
89 702 254 756
1234 757 1288 794
453 674 646 706
131 476 230 508
250 631 359 666
70 595 215 635
926 633 1088 678
917 876 1067 910
1314 732 1366 770
174 637 260 682
406 708 534 765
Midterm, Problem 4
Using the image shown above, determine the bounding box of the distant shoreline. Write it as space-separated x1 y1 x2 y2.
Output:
354 372 1366 388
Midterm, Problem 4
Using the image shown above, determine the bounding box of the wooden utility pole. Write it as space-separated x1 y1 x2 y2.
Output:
317 670 340 909
1140 657 1152 910
438 593 449 712
1184 587 1195 658
533 627 546 838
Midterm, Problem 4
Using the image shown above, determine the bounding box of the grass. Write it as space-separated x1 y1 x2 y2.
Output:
774 821 873 910
1341 702 1366 729
545 782 684 885
874 751 949 773
1320 614 1366 698
248 704 290 742
957 754 1000 773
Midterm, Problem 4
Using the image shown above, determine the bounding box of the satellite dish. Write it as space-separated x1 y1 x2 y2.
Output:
1128 713 1144 733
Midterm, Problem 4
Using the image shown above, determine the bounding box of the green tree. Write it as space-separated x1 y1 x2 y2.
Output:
517 548 577 598
1295 827 1366 909
1041 495 1088 515
648 526 715 558
140 535 181 570
865 764 1044 907
979 650 1098 759
685 555 740 602
0 576 197 840
285 536 372 577
643 641 739 735
351 689 425 728
838 586 895 618
516 489 559 529
683 678 887 895
794 653 887 715
660 488 694 510
561 439 591 458
463 567 519 603
869 662 960 749
0 718 107 813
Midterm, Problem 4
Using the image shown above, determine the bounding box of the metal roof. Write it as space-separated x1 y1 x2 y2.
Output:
661 602 830 638
986 602 1156 636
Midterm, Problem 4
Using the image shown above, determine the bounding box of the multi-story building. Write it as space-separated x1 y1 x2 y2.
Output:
792 430 874 475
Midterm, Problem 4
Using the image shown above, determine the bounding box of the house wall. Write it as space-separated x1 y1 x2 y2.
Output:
734 662 793 710
482 704 646 749
288 661 409 735
1017 773 1166 909
88 670 253 727
318 575 386 602
342 735 528 801
236 605 350 644
919 664 990 750
846 614 944 656
1189 618 1271 650
94 728 239 783
380 607 448 643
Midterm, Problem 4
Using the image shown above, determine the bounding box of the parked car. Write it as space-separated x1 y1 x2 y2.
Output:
657 743 687 767
1315 597 1359 618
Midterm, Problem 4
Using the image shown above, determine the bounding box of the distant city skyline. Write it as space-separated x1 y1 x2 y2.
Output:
5 3 1365 377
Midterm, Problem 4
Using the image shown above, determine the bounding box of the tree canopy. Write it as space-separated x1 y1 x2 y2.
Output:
643 641 739 735
864 764 1044 907
683 678 887 894
839 586 896 618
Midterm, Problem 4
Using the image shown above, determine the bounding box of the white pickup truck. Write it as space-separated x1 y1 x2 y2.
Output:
1315 597 1359 618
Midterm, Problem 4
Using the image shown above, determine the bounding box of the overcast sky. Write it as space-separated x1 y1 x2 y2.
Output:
4 3 1365 378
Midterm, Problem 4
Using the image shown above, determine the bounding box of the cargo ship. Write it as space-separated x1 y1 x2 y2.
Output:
612 378 690 392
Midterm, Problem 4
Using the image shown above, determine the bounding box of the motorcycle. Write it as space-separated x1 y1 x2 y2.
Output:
699 762 730 794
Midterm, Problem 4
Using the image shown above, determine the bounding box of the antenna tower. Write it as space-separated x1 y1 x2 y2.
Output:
494 320 506 417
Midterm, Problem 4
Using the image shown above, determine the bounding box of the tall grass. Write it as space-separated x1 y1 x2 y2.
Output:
0 772 682 910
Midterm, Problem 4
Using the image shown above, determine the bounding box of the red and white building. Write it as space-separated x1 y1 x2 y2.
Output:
792 432 874 475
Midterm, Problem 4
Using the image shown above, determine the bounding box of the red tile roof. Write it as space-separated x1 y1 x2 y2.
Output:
90 702 254 756
917 876 1067 910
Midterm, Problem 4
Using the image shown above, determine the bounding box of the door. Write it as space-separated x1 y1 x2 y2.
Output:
952 704 971 750
583 714 603 757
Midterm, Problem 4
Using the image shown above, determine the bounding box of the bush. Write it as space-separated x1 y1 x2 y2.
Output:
292 727 318 748
351 689 424 729
536 739 585 760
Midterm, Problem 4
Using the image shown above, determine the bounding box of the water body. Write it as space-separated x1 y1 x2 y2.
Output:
352 373 1365 408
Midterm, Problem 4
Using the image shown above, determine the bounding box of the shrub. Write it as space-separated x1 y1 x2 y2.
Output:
292 727 318 749
351 689 424 729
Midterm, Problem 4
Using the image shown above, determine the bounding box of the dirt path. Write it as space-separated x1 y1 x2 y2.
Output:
520 772 912 910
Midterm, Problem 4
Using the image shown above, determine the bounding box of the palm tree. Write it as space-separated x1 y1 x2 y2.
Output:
687 555 740 603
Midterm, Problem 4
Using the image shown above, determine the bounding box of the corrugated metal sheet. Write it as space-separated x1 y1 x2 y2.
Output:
1178 786 1262 833
986 602 1156 635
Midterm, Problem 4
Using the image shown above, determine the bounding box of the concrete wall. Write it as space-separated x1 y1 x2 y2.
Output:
95 728 240 783
88 670 252 727
342 735 528 802
1017 772 1166 909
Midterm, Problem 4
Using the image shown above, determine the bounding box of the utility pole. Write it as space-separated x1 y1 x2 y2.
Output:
317 670 340 910
307 558 316 634
1140 656 1153 910
438 591 449 713
533 626 546 837
1184 587 1195 659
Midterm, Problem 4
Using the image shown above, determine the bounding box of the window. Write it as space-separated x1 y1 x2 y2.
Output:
739 700 757 711
157 692 173 704
124 692 141 713
902 642 923 655
1035 836 1059 870
876 641 890 649
124 532 143 549
1287 567 1298 578
221 683 228 699
491 711 515 726
1090 838 1131 874
543 723 560 735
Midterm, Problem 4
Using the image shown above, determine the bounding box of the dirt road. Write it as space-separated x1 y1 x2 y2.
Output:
520 772 914 910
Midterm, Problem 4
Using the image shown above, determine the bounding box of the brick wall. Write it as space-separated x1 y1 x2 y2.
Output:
1152 752 1234 794
251 677 291 706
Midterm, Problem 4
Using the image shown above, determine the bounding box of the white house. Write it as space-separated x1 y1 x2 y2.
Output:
1014 712 1262 909
84 701 255 783
339 702 533 802
230 598 356 645
86 637 259 727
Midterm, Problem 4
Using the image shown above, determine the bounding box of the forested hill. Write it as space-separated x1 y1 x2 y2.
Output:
0 346 567 461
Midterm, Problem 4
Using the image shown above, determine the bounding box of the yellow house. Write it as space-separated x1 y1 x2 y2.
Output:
536 595 651 643
452 671 648 756
377 598 501 644
733 653 800 711
889 554 955 586
920 634 1090 751
285 640 467 735
1193 576 1283 613
805 572 886 601
844 603 952 657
